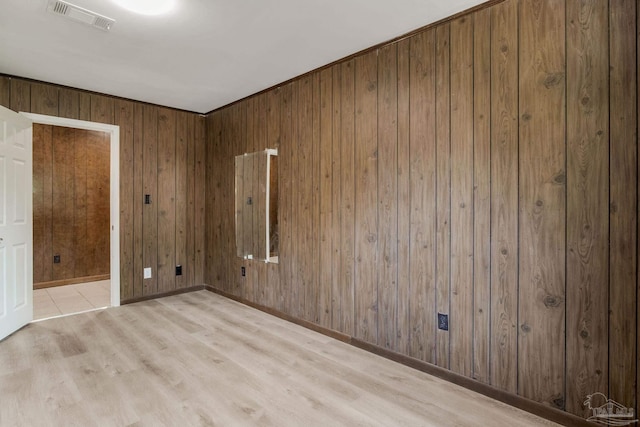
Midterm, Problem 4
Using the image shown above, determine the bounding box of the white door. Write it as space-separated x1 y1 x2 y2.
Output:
0 106 32 341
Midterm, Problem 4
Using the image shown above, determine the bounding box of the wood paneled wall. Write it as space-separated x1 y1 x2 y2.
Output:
33 124 110 286
0 76 206 301
205 0 640 418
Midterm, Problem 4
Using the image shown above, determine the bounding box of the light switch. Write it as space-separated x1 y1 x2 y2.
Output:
144 267 152 279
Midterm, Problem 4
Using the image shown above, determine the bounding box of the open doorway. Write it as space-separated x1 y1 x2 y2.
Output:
20 113 120 320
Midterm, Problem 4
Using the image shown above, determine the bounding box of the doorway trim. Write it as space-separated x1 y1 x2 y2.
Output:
20 113 120 307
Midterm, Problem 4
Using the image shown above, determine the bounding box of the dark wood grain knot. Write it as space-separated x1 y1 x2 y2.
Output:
553 172 565 184
459 202 466 208
367 82 376 92
366 233 377 244
543 72 564 89
610 202 617 213
500 44 508 53
581 96 590 106
596 130 604 136
520 323 531 333
543 295 561 308
580 330 589 339
501 248 508 255
522 112 532 121
535 200 543 207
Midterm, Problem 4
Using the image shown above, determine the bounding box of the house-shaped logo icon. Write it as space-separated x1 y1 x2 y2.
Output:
584 392 638 426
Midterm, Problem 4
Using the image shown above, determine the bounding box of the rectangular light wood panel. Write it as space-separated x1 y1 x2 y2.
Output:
565 0 609 416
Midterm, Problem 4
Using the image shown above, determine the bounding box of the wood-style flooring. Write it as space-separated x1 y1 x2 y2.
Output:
0 290 559 426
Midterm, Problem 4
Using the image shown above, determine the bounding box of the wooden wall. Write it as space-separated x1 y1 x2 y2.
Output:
33 124 110 287
0 76 206 301
205 0 639 418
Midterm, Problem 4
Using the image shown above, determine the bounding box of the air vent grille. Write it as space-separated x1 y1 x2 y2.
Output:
47 0 115 32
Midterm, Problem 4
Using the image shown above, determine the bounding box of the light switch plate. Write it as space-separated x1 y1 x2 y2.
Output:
144 267 152 279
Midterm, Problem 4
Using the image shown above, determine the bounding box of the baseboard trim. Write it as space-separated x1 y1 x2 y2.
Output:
204 285 590 427
122 285 205 305
34 274 110 290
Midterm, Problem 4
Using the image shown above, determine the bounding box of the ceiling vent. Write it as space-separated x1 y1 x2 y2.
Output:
47 0 115 31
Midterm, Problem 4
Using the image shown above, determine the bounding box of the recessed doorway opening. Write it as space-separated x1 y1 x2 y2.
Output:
21 113 120 318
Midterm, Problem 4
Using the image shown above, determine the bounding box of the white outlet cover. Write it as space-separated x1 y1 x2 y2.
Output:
144 267 152 279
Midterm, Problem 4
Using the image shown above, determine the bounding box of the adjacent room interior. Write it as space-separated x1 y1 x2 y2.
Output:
0 0 638 425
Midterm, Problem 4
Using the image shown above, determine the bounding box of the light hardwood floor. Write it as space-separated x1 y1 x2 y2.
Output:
0 291 559 426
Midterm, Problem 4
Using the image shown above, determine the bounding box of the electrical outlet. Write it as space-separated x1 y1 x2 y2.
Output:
176 265 182 276
438 313 449 331
53 255 60 264
144 267 152 279
241 266 246 277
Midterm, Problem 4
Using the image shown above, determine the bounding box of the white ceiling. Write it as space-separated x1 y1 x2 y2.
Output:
0 0 486 114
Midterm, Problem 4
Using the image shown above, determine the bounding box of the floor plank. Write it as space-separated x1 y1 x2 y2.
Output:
0 291 559 426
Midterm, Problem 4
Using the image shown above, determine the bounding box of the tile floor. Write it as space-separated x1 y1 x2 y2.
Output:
33 279 111 321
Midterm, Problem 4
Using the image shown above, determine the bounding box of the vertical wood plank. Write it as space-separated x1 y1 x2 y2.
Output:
85 130 110 277
377 43 398 350
319 67 334 329
90 95 114 124
289 81 301 316
354 51 378 344
157 108 177 293
33 124 53 284
10 79 30 113
450 16 474 377
58 88 80 119
52 126 75 280
185 113 196 288
279 83 293 312
132 103 144 297
490 0 519 393
175 111 189 289
298 76 314 320
396 37 411 355
73 129 88 279
565 0 609 416
0 76 9 107
330 65 343 331
30 83 58 116
207 111 222 288
142 105 158 295
115 100 135 299
409 30 437 363
609 0 637 411
472 8 491 384
309 72 321 324
194 115 206 287
340 60 356 335
518 0 566 408
79 93 91 121
435 23 451 370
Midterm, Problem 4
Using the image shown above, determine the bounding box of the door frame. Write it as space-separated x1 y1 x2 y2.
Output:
20 113 120 307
